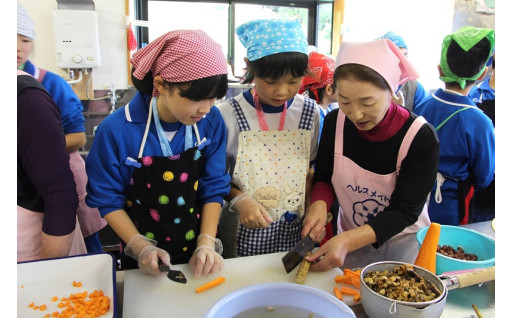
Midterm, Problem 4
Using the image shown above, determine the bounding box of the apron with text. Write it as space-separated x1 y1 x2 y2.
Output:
122 98 205 268
229 96 316 256
17 205 87 262
332 111 430 235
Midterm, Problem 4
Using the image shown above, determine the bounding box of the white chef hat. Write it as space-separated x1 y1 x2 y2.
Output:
18 2 35 39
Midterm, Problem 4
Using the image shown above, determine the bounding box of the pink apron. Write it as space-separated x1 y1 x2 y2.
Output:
17 205 87 262
68 150 107 237
332 111 430 235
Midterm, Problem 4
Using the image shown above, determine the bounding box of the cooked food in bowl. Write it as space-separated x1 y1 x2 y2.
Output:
363 264 442 303
437 244 478 261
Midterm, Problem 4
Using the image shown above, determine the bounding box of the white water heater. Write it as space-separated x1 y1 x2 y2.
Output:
52 10 101 68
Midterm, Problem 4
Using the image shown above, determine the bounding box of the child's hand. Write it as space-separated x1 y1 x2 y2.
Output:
124 234 171 276
229 193 273 228
392 90 405 106
189 234 224 278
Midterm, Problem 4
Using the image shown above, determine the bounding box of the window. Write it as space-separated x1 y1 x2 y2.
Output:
134 0 333 78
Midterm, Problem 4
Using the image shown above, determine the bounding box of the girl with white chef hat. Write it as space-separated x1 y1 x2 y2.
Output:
85 30 231 278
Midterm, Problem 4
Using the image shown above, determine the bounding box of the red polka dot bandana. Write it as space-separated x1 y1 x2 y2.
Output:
131 30 228 96
299 52 335 102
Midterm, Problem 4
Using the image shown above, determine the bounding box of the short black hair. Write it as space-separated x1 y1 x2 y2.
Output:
131 67 228 101
242 52 309 84
333 63 389 92
306 87 326 103
446 37 491 85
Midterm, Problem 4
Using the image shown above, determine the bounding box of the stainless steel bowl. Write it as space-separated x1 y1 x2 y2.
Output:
359 261 447 318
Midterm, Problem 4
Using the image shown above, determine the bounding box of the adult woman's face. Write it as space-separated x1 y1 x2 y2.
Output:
17 34 33 69
335 77 392 131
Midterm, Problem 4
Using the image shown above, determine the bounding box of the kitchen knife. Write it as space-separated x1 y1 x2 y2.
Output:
281 234 315 273
281 213 333 273
158 260 187 284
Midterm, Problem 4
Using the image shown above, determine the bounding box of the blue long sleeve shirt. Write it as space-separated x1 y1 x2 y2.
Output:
85 92 231 217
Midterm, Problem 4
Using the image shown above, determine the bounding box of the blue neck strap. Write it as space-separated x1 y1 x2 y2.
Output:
151 97 193 156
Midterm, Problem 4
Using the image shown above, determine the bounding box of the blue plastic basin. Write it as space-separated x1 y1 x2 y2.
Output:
416 225 495 275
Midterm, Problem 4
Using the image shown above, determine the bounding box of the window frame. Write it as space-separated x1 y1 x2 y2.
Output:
134 0 334 63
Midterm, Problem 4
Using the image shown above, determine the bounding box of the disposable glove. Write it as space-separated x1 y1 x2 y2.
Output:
189 233 224 278
229 192 273 228
392 90 405 106
124 234 171 276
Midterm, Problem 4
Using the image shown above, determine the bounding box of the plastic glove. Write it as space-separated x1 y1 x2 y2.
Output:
189 234 224 278
124 234 171 276
392 90 405 106
229 193 273 228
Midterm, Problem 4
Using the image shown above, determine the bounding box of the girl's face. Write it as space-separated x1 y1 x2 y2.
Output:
154 76 215 124
335 77 391 131
17 34 33 69
253 73 303 106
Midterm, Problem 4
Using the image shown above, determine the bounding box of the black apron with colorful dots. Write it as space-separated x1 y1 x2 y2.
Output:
121 97 205 269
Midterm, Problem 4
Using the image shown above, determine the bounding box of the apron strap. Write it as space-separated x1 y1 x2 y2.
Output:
298 96 316 130
435 107 471 131
228 98 252 132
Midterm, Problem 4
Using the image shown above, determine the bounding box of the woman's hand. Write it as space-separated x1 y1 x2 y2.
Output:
302 200 328 242
305 233 351 271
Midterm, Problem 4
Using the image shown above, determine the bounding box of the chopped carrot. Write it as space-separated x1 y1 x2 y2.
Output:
28 302 34 308
334 274 352 284
196 276 226 293
44 314 51 318
340 286 359 296
52 296 59 302
353 292 361 302
21 285 24 288
29 288 110 317
343 268 361 278
333 286 343 300
40 304 47 311
350 276 361 288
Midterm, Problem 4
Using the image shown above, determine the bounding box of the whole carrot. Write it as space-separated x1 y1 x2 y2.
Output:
196 276 226 293
414 223 441 273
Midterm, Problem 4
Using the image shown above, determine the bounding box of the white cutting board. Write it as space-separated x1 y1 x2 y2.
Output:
123 251 357 317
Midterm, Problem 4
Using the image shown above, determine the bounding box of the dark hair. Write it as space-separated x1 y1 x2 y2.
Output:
242 52 309 84
333 64 389 91
131 67 228 101
306 87 326 103
446 37 491 86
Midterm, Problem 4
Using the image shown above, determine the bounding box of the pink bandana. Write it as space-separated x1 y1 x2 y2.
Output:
131 30 228 96
299 52 335 102
335 39 419 94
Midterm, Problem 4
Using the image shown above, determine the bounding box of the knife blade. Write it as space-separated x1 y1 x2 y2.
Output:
158 261 187 284
281 213 333 273
281 234 315 273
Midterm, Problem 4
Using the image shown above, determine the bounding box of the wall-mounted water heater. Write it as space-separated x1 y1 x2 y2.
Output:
52 10 101 69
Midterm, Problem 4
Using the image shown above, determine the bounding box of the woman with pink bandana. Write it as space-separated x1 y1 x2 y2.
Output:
304 40 439 270
85 30 231 278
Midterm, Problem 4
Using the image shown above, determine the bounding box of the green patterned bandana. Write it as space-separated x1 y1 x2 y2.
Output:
439 26 495 89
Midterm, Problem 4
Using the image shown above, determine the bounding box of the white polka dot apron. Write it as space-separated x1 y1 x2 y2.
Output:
229 93 316 256
123 97 206 267
332 111 430 235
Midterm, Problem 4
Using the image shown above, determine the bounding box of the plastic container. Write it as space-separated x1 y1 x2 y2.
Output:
416 225 495 275
203 282 356 318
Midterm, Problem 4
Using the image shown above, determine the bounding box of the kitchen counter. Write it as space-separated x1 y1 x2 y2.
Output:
113 221 495 317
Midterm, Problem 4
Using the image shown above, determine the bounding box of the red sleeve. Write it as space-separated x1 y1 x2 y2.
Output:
310 181 336 211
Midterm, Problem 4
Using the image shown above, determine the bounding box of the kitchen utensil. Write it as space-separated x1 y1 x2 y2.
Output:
416 225 495 274
18 253 117 318
203 282 356 318
359 261 495 318
281 213 332 273
281 234 314 273
158 260 187 284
